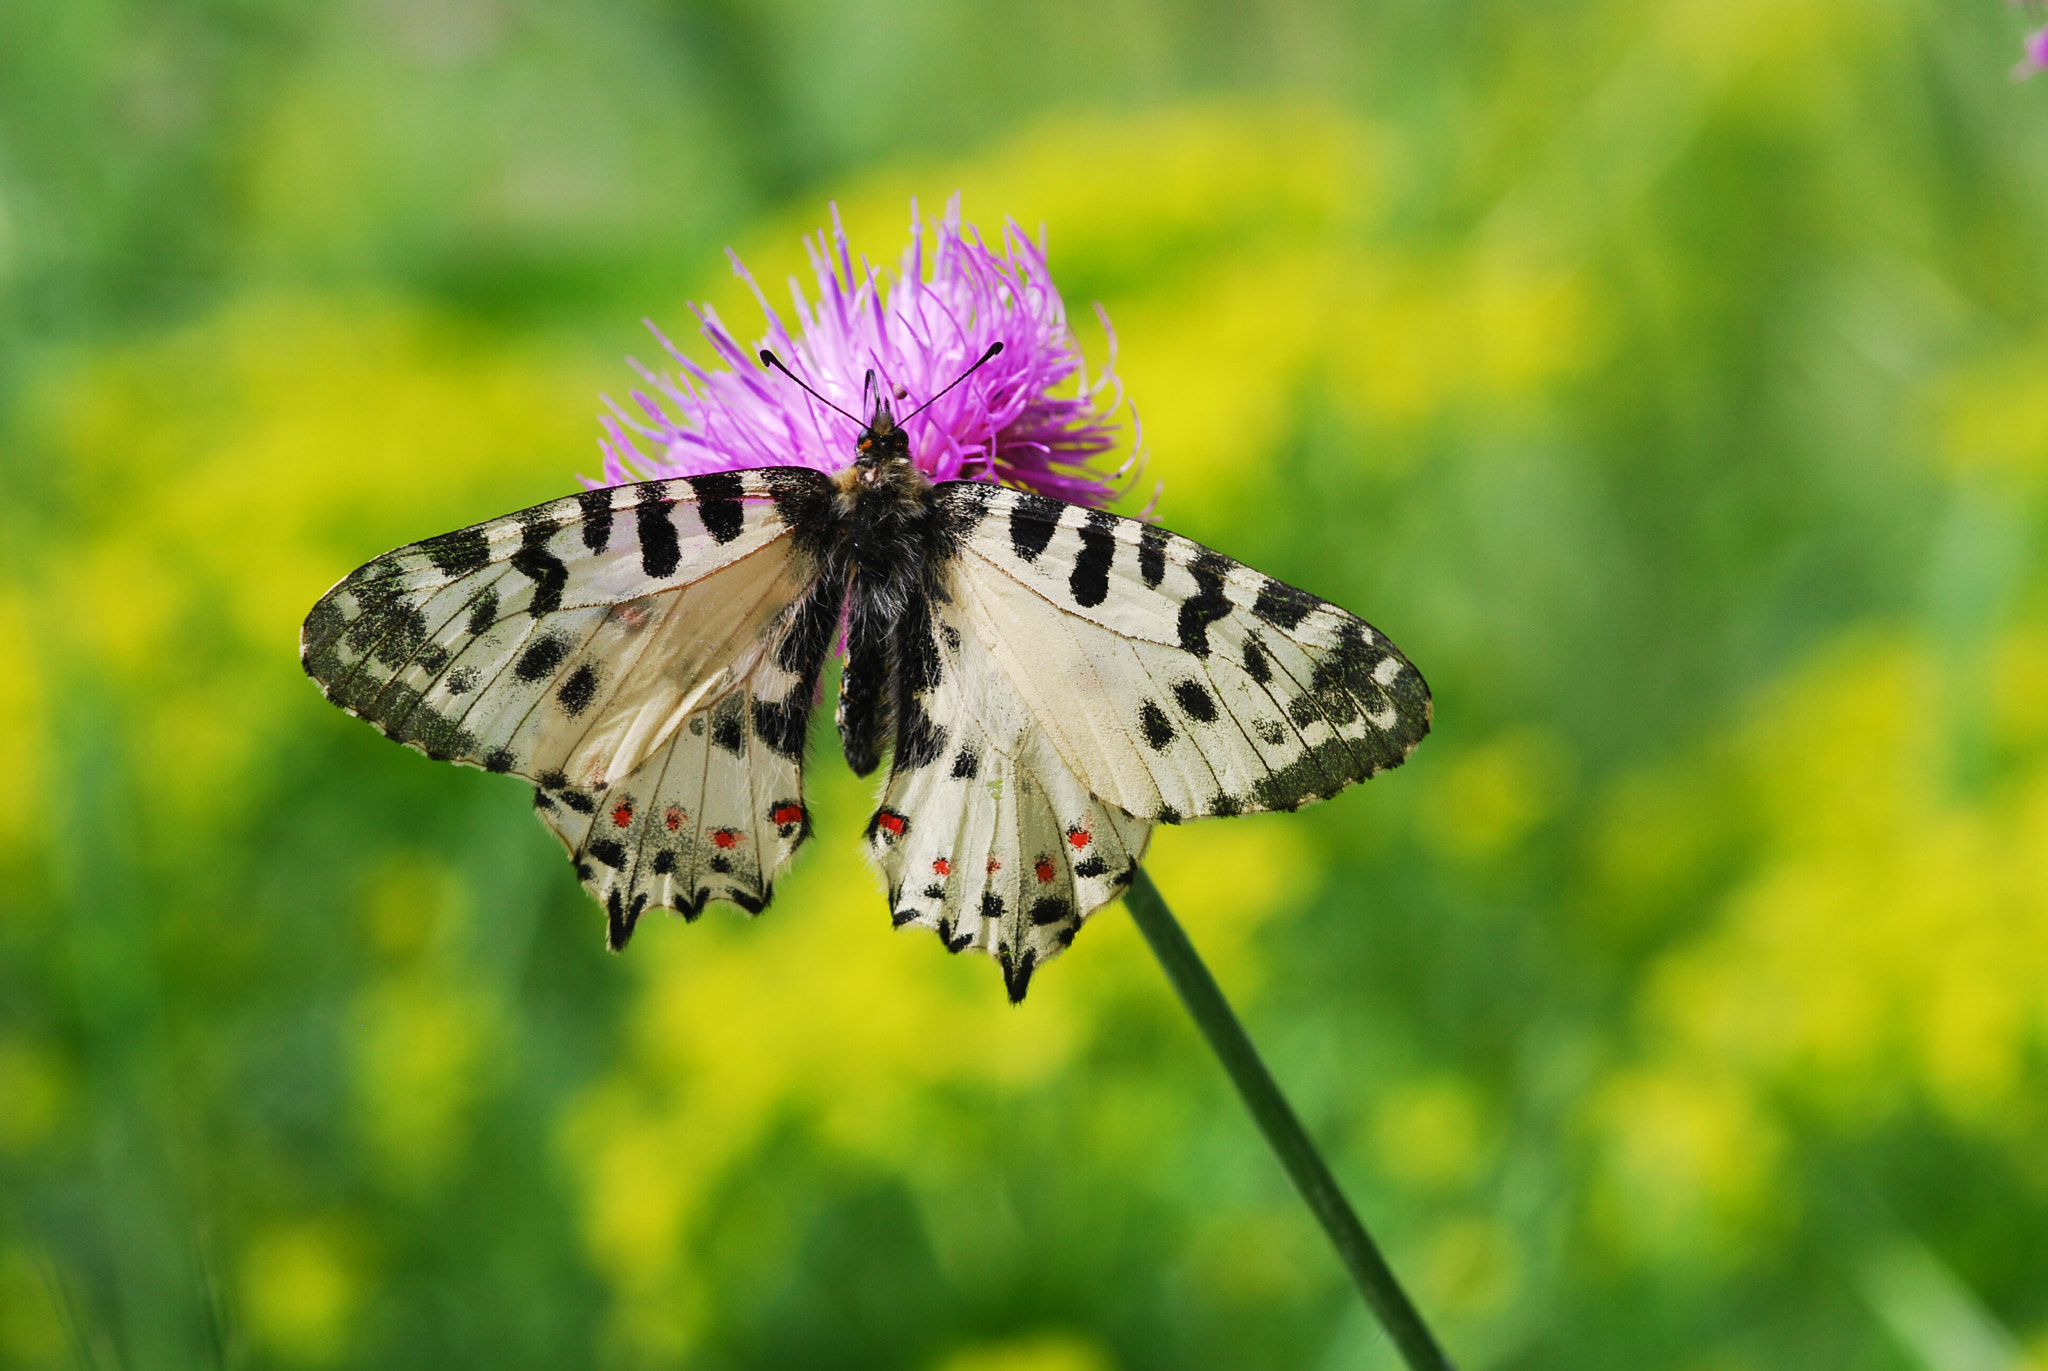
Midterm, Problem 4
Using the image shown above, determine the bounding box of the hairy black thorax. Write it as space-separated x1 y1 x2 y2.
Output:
781 403 958 778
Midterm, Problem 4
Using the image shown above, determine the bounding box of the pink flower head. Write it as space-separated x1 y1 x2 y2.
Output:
2017 25 2048 78
598 198 1134 507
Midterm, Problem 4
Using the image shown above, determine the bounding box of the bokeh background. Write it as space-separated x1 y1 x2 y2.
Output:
5 1 2048 1368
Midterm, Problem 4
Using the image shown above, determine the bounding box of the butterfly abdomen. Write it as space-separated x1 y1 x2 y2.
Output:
832 456 954 776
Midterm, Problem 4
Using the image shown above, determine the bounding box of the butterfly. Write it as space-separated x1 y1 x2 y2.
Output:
300 350 1431 1001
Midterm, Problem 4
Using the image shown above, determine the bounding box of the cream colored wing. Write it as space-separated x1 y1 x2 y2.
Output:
929 482 1432 825
301 468 841 942
864 589 1153 1002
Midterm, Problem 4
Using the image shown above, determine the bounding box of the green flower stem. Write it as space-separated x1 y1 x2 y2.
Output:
1124 866 1456 1371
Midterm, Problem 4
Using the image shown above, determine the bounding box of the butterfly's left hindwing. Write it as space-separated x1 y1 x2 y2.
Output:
301 469 838 943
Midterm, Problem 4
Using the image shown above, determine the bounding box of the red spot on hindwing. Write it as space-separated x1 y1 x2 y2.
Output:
611 802 634 828
1066 824 1091 849
1034 857 1055 883
932 857 951 877
986 857 1002 874
663 807 685 832
711 828 741 849
771 803 805 826
873 810 907 839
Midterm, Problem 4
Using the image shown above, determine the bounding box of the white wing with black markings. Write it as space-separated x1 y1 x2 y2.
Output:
932 482 1432 822
867 481 1431 999
300 468 838 945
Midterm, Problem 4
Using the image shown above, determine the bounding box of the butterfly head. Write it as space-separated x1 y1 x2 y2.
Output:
854 402 912 470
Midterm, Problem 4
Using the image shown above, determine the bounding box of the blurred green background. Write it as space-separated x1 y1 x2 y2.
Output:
5 1 2048 1368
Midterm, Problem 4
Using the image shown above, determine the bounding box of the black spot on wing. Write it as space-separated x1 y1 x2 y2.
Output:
577 488 614 552
1074 855 1109 879
1138 524 1168 588
764 467 838 557
403 704 477 762
635 486 681 578
1029 896 1074 926
484 748 515 773
652 849 675 875
587 838 627 869
301 595 346 657
1008 492 1062 563
514 633 572 682
558 663 599 716
511 513 569 616
1242 635 1273 688
1249 733 1369 812
1171 678 1217 723
980 890 1005 920
751 692 811 761
1177 551 1233 657
465 586 499 637
1070 510 1116 607
1251 578 1324 630
895 697 948 770
950 746 980 780
1139 700 1175 751
421 525 491 576
709 696 746 756
370 604 428 667
689 472 746 544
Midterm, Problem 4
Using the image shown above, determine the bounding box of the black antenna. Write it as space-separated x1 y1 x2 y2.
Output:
903 342 1004 423
758 349 861 425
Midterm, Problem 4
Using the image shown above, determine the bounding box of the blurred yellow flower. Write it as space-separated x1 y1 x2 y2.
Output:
935 1330 1119 1371
239 1224 359 1367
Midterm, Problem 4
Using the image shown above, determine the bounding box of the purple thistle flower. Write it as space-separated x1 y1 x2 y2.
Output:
2017 25 2048 78
597 197 1134 508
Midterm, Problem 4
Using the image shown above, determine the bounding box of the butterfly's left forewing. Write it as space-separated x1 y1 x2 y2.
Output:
929 482 1431 825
